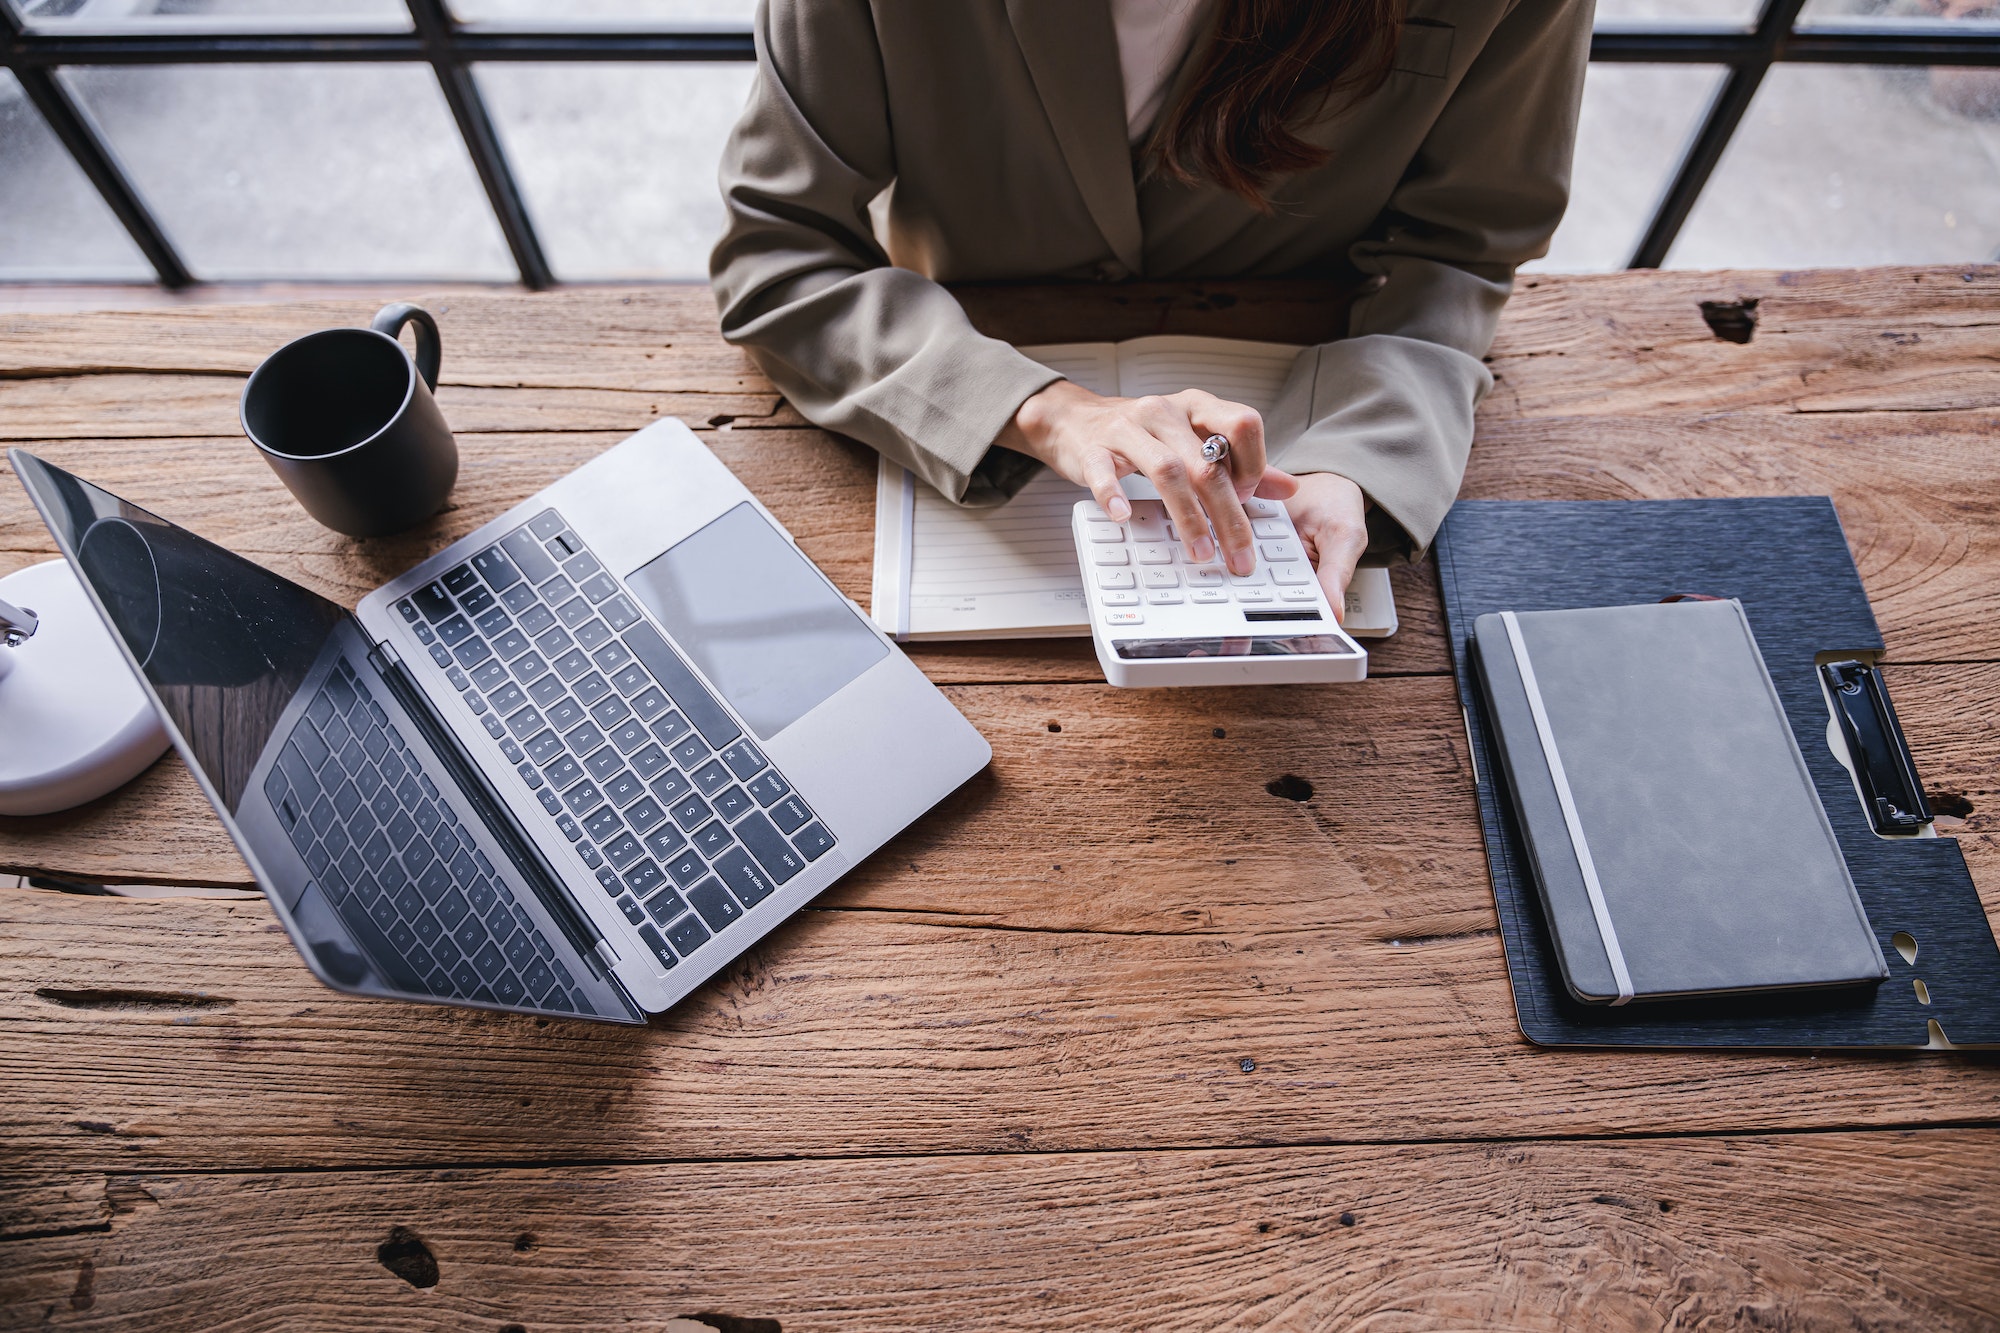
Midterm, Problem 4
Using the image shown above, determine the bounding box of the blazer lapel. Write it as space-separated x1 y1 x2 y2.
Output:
1004 0 1145 275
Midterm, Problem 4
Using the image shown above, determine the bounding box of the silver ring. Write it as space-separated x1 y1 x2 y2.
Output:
1200 434 1230 464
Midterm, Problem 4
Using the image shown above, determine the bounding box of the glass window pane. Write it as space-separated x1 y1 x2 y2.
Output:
9 0 410 32
1527 64 1725 273
475 62 754 280
1670 63 2000 267
1595 0 1762 29
58 64 516 280
1800 0 2000 32
450 0 753 21
0 69 154 280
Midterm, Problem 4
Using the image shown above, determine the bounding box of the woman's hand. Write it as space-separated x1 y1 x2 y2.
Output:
1284 471 1371 620
999 380 1298 576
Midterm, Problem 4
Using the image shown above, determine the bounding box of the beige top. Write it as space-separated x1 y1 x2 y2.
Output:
1111 0 1215 143
710 0 1592 560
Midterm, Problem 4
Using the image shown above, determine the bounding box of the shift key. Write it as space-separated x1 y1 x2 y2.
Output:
732 810 804 884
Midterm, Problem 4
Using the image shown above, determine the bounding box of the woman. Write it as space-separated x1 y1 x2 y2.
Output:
711 0 1592 605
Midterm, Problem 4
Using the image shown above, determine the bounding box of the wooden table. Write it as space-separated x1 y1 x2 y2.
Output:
1 268 1996 1331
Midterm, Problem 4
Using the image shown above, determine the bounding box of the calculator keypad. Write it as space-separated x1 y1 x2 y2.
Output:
1076 498 1325 627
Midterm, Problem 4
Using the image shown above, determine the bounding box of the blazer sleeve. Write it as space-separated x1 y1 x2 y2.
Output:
1273 0 1594 561
709 0 1060 506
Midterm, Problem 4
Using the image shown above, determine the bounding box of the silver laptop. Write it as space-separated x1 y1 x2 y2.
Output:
11 421 991 1024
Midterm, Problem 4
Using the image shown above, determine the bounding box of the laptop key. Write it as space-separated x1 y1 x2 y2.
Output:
501 583 538 614
720 740 767 781
574 618 613 653
429 644 454 669
688 878 744 932
556 814 582 842
454 638 493 670
692 821 733 860
610 664 649 698
565 551 602 581
436 614 474 648
493 627 531 659
527 674 566 708
630 743 670 779
649 710 690 746
564 722 605 756
769 795 813 835
793 823 836 861
624 795 666 835
538 573 576 606
711 847 776 907
501 527 558 584
603 832 643 870
589 693 629 728
583 805 623 843
691 760 731 796
413 582 454 623
506 705 544 740
472 940 508 979
713 785 753 823
544 755 583 790
592 639 632 674
605 771 645 808
472 544 521 592
649 767 692 805
537 787 562 816
525 729 564 764
645 888 689 925
623 859 667 897
463 586 498 620
518 602 556 636
665 913 711 956
583 746 624 782
665 850 706 888
670 735 710 768
487 682 526 716
444 564 480 597
502 930 537 970
610 719 649 754
635 922 679 969
600 594 640 632
562 779 602 815
547 530 582 560
553 648 591 682
735 810 805 884
545 697 587 733
631 686 669 721
643 823 687 861
596 866 625 896
529 510 566 541
475 605 510 639
536 624 573 658
580 573 617 604
670 793 712 831
470 658 508 692
556 596 593 629
574 672 612 707
511 651 549 684
397 597 420 623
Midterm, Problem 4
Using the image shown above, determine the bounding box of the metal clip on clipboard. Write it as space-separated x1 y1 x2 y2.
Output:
1821 659 1932 835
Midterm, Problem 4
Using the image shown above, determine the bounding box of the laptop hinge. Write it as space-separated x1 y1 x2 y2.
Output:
368 641 637 1012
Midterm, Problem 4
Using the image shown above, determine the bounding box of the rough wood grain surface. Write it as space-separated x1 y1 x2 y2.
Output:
1 269 1996 1328
3 1130 1996 1332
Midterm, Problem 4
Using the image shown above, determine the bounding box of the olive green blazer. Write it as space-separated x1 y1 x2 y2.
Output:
711 0 1593 559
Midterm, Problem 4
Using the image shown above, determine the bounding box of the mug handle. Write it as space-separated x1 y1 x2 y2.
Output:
370 303 441 391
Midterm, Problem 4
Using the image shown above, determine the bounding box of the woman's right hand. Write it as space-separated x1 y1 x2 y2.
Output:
997 379 1298 577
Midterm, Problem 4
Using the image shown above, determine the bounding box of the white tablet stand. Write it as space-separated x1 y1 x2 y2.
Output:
0 559 169 817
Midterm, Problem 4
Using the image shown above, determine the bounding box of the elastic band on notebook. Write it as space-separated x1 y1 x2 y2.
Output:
1499 611 1635 1005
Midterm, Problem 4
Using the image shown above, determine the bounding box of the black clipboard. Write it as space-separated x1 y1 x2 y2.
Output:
1434 498 2000 1048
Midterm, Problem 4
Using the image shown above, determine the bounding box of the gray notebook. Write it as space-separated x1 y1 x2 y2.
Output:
1471 600 1886 1005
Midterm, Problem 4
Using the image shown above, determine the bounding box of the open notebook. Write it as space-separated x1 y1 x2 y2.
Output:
869 335 1399 642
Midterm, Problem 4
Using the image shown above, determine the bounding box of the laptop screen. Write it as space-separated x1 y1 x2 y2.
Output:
13 454 346 813
624 501 888 740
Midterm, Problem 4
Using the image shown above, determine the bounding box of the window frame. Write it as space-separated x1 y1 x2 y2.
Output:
3 0 1997 287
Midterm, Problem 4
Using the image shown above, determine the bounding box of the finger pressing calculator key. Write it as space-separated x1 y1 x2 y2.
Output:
1069 498 1367 688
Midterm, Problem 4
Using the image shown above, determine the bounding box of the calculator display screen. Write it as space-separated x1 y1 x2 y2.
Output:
1113 635 1354 660
626 502 888 740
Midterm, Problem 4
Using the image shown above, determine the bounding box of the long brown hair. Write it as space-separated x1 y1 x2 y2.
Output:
1148 0 1404 209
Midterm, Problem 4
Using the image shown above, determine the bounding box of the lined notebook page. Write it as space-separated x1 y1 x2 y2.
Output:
882 336 1399 641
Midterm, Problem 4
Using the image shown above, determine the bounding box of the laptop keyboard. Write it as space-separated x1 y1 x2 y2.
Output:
394 506 836 976
264 659 591 1015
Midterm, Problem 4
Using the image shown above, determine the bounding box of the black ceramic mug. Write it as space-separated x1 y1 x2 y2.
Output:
241 303 458 538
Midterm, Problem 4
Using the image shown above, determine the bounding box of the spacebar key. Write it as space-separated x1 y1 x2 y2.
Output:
733 811 804 884
623 621 742 749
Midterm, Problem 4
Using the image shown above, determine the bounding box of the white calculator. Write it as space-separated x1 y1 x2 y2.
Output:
1070 496 1368 688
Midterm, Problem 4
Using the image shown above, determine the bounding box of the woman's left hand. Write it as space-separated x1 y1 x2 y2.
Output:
1284 472 1371 621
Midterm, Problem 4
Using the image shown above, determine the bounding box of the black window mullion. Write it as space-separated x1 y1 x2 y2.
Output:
1624 0 1808 269
405 0 551 290
2 6 192 287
